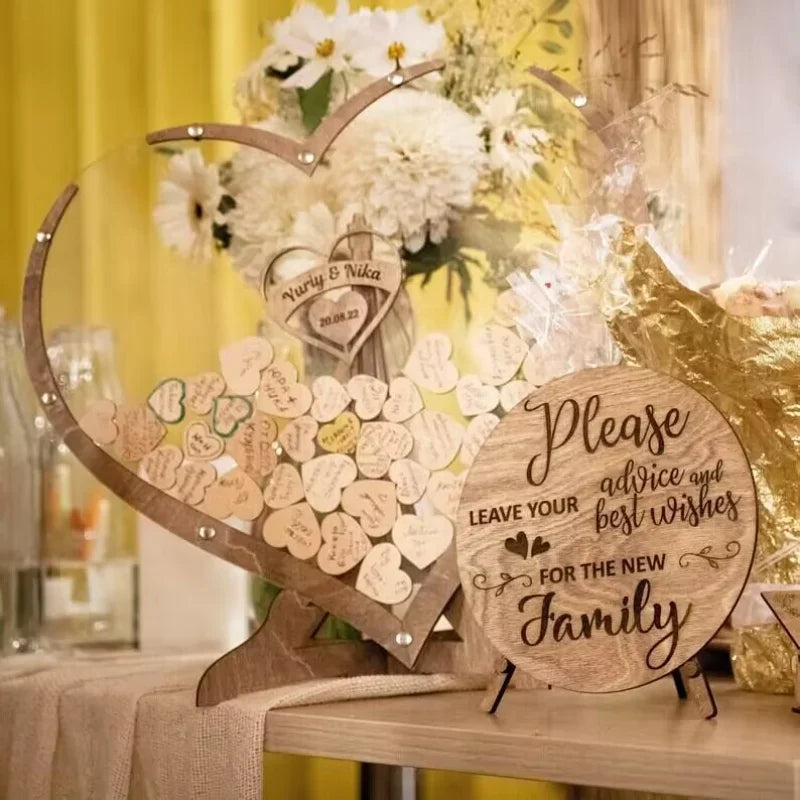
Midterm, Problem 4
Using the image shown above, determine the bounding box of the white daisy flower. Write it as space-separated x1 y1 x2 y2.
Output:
275 0 366 90
329 89 485 253
476 89 550 182
352 8 444 76
153 149 222 264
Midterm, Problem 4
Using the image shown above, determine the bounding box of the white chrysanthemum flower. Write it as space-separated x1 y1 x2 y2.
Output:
275 0 367 90
153 149 222 264
475 89 549 182
352 8 444 76
329 90 485 253
225 119 334 287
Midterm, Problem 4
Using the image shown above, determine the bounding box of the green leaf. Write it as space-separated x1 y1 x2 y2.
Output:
297 70 332 133
217 194 236 214
545 0 569 13
212 222 232 249
539 40 565 54
251 579 281 624
547 18 573 37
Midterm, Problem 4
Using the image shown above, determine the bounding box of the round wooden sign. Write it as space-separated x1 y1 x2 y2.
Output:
456 366 757 692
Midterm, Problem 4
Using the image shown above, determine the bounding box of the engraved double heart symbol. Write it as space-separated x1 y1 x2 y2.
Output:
504 531 551 560
261 225 403 365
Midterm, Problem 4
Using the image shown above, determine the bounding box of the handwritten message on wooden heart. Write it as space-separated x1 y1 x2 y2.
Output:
318 512 371 575
140 444 183 490
457 366 757 693
147 378 186 424
347 374 387 421
356 542 412 605
79 399 118 445
219 336 273 396
263 502 321 561
278 416 318 462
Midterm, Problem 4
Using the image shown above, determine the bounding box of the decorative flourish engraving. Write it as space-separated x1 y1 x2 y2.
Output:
473 572 533 597
679 541 741 569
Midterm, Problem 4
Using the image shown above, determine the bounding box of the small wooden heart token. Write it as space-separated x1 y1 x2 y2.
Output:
500 379 533 412
310 376 350 423
408 410 464 471
263 502 321 560
382 377 423 423
347 375 387 420
388 459 430 505
301 454 357 513
522 339 571 387
355 422 413 478
392 514 453 569
170 460 216 506
258 361 313 419
186 372 226 415
147 378 186 424
219 336 273 395
226 411 278 484
403 333 459 394
263 463 305 509
140 444 183 490
79 399 118 445
183 421 224 461
213 396 253 437
424 470 466 520
456 375 499 417
203 467 264 521
493 288 527 328
318 412 360 454
341 480 397 538
278 416 318 462
473 324 527 386
356 542 412 605
460 413 500 467
114 404 166 462
318 512 371 575
308 290 368 346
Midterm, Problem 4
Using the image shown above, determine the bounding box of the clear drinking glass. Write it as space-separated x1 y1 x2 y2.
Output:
41 326 138 649
0 315 43 654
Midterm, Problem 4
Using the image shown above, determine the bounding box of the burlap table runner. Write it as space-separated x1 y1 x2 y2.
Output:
0 653 487 800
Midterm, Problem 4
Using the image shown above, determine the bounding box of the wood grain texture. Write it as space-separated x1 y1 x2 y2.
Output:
196 590 386 706
457 366 757 692
263 679 800 800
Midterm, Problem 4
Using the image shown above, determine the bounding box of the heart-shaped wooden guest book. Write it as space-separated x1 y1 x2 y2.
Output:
23 61 520 705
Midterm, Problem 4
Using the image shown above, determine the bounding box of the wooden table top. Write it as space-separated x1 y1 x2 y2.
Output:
264 679 800 799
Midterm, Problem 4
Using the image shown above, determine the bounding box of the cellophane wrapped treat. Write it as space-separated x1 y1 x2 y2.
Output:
508 77 800 693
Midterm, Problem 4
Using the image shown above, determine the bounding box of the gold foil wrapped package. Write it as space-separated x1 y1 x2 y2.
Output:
608 228 800 693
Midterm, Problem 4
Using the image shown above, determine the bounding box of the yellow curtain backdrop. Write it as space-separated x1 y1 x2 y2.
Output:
0 1 578 798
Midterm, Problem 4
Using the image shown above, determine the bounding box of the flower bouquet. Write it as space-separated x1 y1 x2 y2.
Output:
154 0 580 323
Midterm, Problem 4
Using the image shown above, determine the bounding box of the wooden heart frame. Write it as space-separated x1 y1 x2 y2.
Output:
21 61 464 675
261 228 403 364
